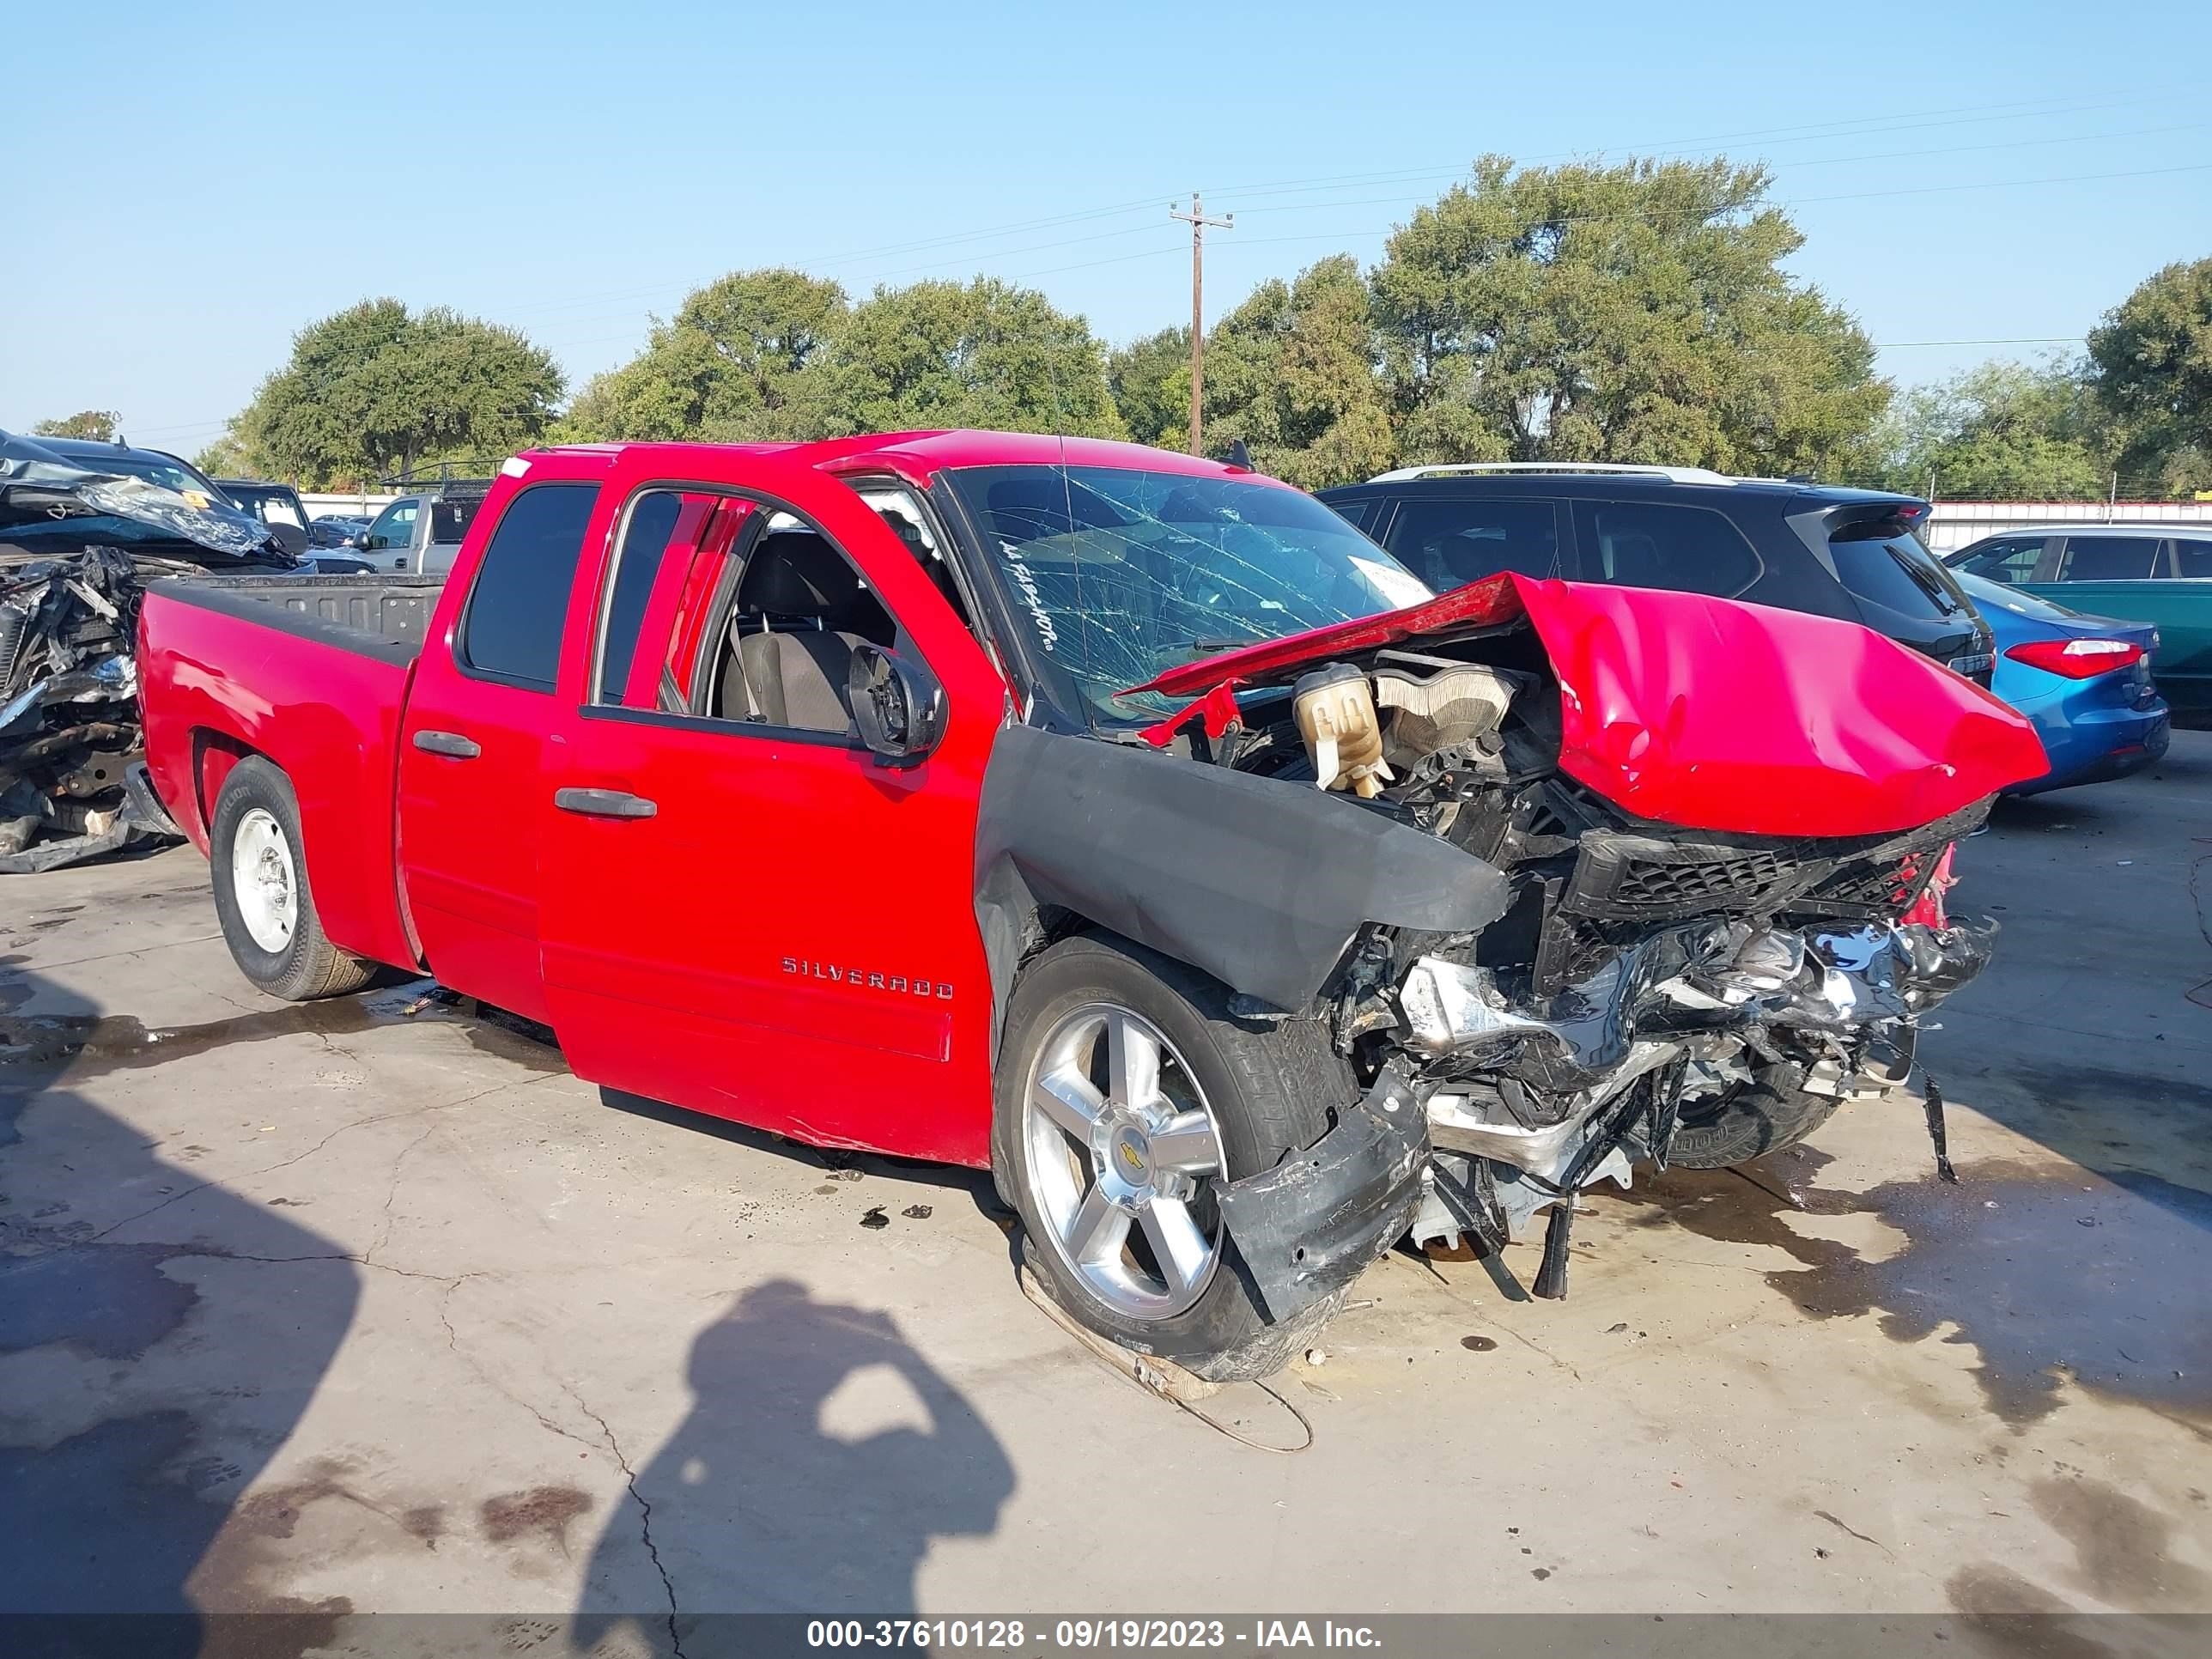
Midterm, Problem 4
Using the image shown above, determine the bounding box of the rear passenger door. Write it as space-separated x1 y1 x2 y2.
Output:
2037 532 2170 629
1567 499 1763 598
1377 495 1564 590
397 472 610 1023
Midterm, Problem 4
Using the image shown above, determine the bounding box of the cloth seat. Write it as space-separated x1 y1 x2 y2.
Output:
718 530 886 732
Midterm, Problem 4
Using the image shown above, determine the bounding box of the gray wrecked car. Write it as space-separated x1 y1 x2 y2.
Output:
1 428 293 872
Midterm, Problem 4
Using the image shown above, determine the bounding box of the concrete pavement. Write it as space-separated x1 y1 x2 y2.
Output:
3 736 2209 1650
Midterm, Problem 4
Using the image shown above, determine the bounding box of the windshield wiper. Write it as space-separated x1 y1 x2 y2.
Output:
1188 635 1266 653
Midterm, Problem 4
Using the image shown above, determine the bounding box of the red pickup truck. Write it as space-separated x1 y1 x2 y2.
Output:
137 431 2044 1377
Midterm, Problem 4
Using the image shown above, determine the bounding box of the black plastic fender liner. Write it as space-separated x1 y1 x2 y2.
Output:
1214 1065 1431 1322
973 722 1513 1034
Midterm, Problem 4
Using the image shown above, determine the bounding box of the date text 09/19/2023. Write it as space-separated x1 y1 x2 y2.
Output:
805 1620 1384 1650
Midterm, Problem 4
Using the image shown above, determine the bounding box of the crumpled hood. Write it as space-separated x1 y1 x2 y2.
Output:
1127 573 2047 838
0 429 284 563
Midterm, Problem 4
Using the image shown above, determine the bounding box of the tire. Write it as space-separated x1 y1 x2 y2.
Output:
209 756 376 1002
990 933 1353 1382
1665 1057 1839 1170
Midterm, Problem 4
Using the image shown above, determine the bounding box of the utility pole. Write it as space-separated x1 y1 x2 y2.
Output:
1170 192 1234 457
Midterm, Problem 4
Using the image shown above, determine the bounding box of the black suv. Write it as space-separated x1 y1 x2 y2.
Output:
1318 464 1993 681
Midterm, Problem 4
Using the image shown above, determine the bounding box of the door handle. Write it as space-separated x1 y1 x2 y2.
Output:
412 730 481 758
554 787 658 820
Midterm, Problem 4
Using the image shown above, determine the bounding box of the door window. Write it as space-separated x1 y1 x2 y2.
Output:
593 490 728 707
1383 498 1562 586
2058 536 2160 582
1572 500 1763 598
2170 538 2212 580
456 483 601 691
366 500 417 550
592 487 896 737
1954 536 2047 584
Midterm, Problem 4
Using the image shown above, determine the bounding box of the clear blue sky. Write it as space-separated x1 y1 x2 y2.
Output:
6 0 2208 456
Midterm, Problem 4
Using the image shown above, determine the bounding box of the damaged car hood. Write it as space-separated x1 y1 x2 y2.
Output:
1127 573 2047 838
0 430 287 564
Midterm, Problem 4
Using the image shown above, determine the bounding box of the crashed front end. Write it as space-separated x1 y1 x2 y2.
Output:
1113 572 2046 1302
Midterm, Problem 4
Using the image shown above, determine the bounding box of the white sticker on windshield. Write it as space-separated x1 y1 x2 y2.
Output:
1000 540 1060 652
1352 556 1434 609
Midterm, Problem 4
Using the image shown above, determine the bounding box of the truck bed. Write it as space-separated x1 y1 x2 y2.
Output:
151 572 444 658
137 573 432 971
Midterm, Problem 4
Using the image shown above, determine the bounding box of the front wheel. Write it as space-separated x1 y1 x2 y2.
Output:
1665 1055 1838 1169
210 756 376 1001
990 934 1351 1382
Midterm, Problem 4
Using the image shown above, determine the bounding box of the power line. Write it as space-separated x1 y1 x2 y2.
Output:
119 142 2201 438
492 88 2180 325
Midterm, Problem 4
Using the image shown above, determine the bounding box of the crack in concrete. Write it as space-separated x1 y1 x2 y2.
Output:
362 1123 441 1267
1813 1508 1896 1559
562 1380 685 1659
83 1073 555 1245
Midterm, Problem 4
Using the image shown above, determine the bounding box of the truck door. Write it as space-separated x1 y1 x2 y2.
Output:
397 472 611 1023
363 496 422 571
536 453 1006 1167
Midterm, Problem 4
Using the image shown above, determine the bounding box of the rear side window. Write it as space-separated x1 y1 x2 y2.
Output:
459 483 600 690
2170 538 2212 579
1955 536 2047 584
2058 536 2160 582
1327 496 1380 534
594 489 732 708
1829 532 1962 623
1384 498 1561 586
432 496 483 544
1573 500 1761 598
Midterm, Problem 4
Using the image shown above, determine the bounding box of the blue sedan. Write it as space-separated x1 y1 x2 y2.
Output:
1956 570 2170 795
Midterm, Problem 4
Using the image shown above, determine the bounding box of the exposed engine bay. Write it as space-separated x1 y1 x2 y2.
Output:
1127 585 2008 1298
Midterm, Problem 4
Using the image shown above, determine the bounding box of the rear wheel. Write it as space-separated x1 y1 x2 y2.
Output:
991 934 1352 1381
210 756 376 1001
1666 1055 1838 1169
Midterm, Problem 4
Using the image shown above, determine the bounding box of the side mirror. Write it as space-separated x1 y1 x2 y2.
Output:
848 645 945 768
362 533 383 550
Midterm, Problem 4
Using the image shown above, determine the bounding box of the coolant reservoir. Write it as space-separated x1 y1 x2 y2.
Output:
1293 663 1391 798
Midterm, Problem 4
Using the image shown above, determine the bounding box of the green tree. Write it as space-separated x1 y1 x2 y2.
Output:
1107 326 1190 451
559 269 850 442
32 410 123 442
223 299 563 487
191 430 252 477
2088 258 2212 495
1199 255 1396 488
1871 358 2112 500
1370 155 1887 477
833 277 1121 437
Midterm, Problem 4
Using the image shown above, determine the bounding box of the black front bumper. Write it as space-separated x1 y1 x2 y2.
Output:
1215 1066 1430 1322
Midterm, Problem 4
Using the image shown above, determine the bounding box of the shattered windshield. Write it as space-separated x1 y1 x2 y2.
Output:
945 465 1429 723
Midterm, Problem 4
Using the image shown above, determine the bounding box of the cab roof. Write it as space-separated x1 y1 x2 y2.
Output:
526 429 1279 488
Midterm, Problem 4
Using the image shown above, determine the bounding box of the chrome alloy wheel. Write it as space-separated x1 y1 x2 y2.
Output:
1023 1002 1229 1319
230 806 298 954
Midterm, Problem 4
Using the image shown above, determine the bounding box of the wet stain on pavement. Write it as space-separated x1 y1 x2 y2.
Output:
0 999 385 1082
2029 1474 2211 1606
1614 1149 2212 1426
1943 1565 2112 1659
478 1485 592 1553
0 986 574 1087
451 1004 568 1076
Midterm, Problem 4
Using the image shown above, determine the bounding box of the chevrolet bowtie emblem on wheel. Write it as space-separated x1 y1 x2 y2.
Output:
780 958 954 1000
